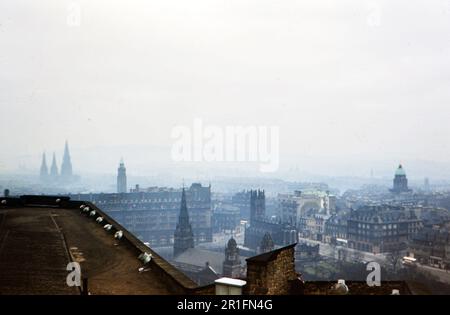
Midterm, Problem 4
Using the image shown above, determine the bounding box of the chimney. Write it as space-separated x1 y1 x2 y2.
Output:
215 277 246 295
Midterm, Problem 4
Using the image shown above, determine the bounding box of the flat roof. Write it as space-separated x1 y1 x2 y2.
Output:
0 199 196 294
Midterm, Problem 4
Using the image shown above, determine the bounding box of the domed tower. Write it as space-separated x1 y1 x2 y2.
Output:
223 237 241 278
390 164 412 193
259 232 275 254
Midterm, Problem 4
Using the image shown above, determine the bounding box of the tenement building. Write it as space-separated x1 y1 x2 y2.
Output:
347 205 422 253
231 190 251 220
212 203 240 233
69 183 212 246
324 213 349 244
408 222 450 269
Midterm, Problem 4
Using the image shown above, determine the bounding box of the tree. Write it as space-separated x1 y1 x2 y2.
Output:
385 243 406 274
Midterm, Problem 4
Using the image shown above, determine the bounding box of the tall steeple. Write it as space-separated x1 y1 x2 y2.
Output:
117 158 127 193
50 153 59 178
173 188 195 257
39 152 48 181
60 140 73 180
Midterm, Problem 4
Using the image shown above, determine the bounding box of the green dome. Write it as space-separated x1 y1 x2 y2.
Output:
395 164 406 176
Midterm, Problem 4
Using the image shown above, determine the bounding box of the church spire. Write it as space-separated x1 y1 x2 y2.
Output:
179 187 190 225
39 152 48 180
50 152 59 177
60 140 73 180
173 187 195 257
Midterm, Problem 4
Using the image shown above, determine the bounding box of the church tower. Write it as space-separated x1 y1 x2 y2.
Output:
60 141 73 181
117 158 127 193
50 153 59 178
173 188 195 257
223 237 241 278
39 152 48 181
250 189 265 223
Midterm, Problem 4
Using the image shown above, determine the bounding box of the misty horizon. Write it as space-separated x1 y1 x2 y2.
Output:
2 1 450 180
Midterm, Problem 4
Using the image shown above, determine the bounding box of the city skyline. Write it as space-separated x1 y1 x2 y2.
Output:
3 0 450 301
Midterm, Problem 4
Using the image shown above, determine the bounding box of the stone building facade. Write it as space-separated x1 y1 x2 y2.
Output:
347 205 422 253
244 243 301 295
69 183 212 246
212 203 240 232
324 213 349 244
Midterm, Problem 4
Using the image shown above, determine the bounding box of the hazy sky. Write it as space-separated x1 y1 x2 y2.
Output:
1 0 450 177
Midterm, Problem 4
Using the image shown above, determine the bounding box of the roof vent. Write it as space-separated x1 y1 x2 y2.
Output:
331 279 349 295
103 224 112 231
138 252 153 264
96 217 104 224
114 230 123 240
89 210 96 217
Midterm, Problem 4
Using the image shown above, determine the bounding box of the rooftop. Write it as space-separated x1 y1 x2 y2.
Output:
0 196 198 295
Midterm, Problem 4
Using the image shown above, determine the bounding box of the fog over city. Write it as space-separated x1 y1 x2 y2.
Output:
1 0 450 181
4 1 450 300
